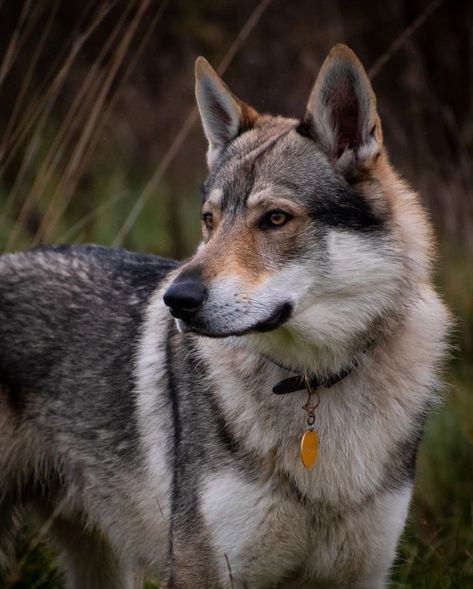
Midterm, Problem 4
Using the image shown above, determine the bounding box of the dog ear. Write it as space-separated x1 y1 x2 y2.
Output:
302 44 383 175
195 57 258 167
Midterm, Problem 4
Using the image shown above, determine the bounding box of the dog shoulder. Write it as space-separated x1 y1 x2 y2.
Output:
0 244 178 414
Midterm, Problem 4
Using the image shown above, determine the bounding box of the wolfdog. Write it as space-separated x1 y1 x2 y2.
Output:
0 45 450 588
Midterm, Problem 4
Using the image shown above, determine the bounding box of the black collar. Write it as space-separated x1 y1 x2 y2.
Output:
272 365 353 395
271 341 375 395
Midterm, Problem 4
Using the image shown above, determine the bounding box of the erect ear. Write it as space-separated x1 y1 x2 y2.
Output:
302 44 383 175
195 57 258 167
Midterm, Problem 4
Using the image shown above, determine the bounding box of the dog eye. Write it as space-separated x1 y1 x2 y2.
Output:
259 210 293 229
201 212 213 230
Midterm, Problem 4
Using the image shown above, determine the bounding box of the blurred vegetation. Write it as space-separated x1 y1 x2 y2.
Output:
0 0 472 587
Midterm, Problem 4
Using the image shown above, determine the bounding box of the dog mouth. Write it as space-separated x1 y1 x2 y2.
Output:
175 302 293 338
252 302 293 333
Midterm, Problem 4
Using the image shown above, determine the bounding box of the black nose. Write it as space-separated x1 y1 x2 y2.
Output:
163 279 206 319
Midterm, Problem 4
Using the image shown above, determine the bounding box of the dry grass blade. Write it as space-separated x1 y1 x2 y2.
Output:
32 0 155 246
4 2 137 250
112 0 274 247
0 1 110 173
51 0 170 245
112 0 445 248
224 553 235 589
112 108 199 248
0 0 59 159
57 190 128 242
2 1 114 241
0 0 35 87
5 1 135 249
5 0 167 251
3 492 72 589
368 0 444 79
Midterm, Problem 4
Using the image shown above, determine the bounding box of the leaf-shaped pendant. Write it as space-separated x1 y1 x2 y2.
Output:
300 430 318 468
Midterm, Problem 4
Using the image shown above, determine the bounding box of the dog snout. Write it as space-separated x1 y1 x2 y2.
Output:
163 275 206 319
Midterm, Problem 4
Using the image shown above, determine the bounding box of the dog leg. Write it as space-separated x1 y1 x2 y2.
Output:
353 572 388 589
0 497 21 576
50 516 137 589
352 487 413 589
131 564 145 589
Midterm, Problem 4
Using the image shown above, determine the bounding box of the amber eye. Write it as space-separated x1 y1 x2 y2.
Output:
269 212 287 226
259 210 293 230
202 212 213 231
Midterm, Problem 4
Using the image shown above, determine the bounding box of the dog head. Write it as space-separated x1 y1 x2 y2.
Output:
163 45 430 371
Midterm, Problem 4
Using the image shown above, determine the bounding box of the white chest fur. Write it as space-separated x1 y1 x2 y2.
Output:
201 467 411 588
196 288 448 587
201 469 311 587
199 287 447 507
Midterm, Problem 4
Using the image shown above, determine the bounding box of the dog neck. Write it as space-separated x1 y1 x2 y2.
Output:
266 338 375 395
230 317 386 383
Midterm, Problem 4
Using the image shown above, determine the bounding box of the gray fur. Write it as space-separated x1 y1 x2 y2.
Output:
0 45 450 589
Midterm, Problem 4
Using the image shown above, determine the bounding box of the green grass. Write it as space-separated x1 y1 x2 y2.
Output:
392 370 473 588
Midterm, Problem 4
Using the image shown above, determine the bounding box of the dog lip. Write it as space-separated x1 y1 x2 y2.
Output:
171 302 293 338
253 302 293 333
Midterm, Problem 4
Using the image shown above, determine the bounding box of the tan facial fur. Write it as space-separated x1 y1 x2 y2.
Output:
196 188 307 288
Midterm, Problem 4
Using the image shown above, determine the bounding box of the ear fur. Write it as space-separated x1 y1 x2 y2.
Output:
303 44 383 175
195 57 258 167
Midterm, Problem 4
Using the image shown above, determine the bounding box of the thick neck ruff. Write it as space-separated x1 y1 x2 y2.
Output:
269 340 375 468
271 340 375 395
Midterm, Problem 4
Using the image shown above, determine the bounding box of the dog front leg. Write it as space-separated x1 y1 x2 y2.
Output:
352 486 413 589
50 515 138 589
161 535 223 589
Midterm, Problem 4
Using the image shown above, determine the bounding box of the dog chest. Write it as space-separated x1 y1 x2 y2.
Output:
198 466 412 589
200 469 312 587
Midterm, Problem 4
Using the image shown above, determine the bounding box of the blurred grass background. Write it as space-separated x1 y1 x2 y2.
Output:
0 0 472 587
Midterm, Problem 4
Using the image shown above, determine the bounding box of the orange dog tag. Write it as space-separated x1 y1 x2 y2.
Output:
300 430 318 468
